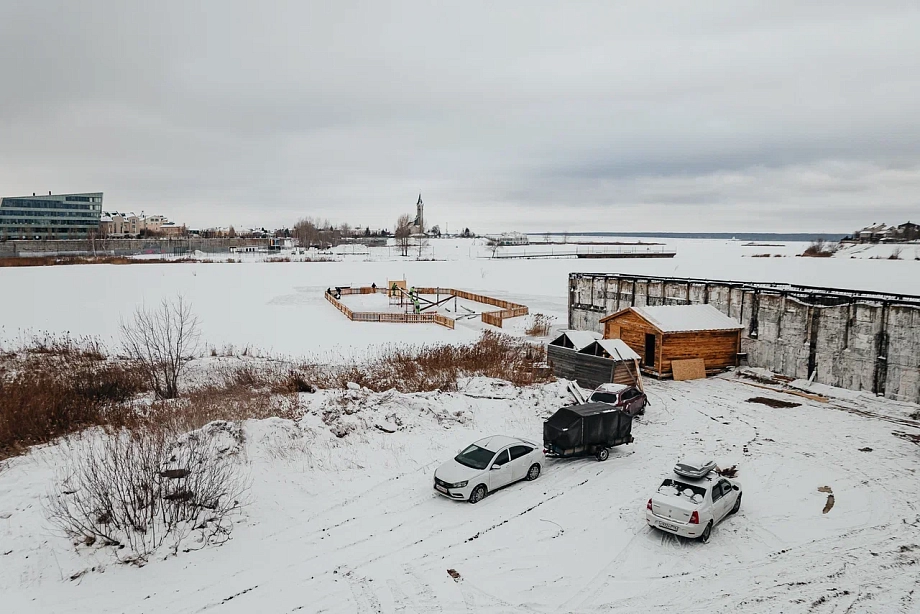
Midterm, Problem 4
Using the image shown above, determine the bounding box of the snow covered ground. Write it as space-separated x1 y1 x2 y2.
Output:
1 374 918 613
835 242 920 261
2 237 919 357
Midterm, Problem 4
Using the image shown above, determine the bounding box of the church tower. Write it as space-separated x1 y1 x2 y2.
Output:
414 193 425 234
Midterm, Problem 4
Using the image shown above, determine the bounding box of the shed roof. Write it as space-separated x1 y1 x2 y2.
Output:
600 304 743 333
578 339 641 361
548 330 601 351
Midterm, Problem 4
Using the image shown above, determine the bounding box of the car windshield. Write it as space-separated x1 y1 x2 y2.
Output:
589 392 619 404
454 445 495 470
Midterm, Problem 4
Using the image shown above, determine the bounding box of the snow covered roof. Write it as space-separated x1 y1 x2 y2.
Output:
601 304 742 333
549 330 602 351
579 339 641 361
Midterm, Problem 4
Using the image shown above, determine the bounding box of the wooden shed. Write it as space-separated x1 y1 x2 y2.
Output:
599 304 743 378
547 331 642 390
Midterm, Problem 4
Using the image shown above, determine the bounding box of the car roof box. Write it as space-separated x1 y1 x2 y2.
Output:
673 459 717 479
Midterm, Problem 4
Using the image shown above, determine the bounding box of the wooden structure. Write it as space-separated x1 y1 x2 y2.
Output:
599 304 743 378
547 332 643 390
326 284 528 330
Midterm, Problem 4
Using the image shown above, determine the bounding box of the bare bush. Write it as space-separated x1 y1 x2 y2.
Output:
524 313 554 337
889 246 903 260
121 296 201 399
47 425 248 563
801 239 838 257
299 331 550 392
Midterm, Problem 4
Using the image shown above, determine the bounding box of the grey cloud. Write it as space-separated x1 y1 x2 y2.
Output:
1 1 918 232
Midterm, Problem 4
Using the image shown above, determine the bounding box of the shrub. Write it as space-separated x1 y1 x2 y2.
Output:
299 331 551 392
47 424 248 563
121 296 201 399
801 239 838 257
0 339 147 459
524 313 554 337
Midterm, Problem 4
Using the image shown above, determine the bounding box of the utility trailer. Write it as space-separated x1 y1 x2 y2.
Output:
543 402 634 461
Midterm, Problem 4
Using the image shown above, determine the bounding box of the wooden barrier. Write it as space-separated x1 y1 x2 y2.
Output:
413 286 528 327
327 286 524 330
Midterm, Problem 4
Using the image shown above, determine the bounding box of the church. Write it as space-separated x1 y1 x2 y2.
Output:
410 194 425 235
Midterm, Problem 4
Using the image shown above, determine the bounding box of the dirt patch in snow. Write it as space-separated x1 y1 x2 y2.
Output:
818 486 836 514
746 396 801 409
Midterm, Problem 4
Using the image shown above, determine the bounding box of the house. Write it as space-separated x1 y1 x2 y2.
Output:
160 222 186 237
897 221 920 241
854 223 895 243
599 304 743 378
547 331 642 389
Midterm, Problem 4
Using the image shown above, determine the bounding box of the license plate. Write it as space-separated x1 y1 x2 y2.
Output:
658 521 678 532
435 485 448 493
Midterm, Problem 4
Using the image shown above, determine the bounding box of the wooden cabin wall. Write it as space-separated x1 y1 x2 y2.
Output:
659 330 741 375
603 311 661 370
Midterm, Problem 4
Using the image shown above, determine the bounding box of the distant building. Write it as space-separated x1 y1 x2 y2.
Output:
854 223 896 243
897 221 920 241
0 192 103 239
100 211 175 237
411 194 425 235
486 232 530 246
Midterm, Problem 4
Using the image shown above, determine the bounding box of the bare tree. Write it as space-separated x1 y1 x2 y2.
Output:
293 217 318 248
121 296 201 399
395 214 413 257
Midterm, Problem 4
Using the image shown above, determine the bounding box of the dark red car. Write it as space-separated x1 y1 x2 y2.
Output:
587 383 647 417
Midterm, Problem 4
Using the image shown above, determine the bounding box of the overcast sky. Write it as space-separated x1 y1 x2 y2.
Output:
1 1 918 233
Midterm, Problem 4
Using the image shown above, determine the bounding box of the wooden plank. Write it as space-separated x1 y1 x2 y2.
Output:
672 358 707 381
740 381 829 403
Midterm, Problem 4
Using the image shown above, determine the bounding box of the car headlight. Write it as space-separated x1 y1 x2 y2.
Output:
450 481 468 489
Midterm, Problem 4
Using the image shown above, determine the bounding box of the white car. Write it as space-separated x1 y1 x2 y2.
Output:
434 435 543 504
645 471 742 542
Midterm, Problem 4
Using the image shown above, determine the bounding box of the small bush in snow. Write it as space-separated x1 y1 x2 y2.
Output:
525 313 554 337
801 239 838 257
47 424 248 563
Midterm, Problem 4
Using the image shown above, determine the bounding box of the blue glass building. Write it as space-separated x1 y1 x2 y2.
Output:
0 192 103 239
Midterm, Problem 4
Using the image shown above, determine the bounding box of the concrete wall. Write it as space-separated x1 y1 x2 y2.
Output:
569 273 920 403
0 237 270 257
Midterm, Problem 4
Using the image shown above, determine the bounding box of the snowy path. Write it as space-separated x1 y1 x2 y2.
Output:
1 376 919 613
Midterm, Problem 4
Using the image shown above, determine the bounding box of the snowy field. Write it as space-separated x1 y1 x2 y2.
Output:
2 237 920 358
2 374 919 613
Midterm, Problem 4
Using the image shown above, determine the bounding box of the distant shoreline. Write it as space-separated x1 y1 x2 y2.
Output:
529 231 847 242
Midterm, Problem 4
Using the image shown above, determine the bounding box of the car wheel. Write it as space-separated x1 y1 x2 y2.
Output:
468 485 487 504
526 464 541 481
700 521 713 543
731 493 742 514
596 447 609 462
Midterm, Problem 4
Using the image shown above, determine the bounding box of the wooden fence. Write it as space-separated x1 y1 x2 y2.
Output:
325 292 455 329
326 285 526 329
413 287 528 327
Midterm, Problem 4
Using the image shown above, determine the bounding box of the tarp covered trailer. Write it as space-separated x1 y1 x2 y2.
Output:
543 402 634 461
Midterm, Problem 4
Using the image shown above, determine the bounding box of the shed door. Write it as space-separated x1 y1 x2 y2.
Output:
644 333 656 367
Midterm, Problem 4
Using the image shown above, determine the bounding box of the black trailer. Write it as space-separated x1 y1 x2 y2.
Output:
543 402 634 461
